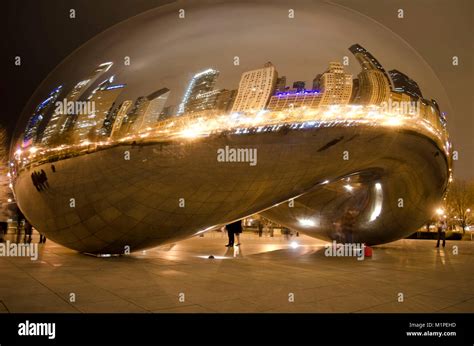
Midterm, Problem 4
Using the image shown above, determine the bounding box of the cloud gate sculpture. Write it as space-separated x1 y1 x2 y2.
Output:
10 1 451 254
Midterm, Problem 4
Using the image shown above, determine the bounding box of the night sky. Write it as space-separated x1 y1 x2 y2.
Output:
1 0 472 179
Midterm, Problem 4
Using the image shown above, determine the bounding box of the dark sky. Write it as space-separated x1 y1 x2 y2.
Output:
1 0 472 179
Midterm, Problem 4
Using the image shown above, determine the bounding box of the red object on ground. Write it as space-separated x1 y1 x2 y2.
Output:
364 245 373 257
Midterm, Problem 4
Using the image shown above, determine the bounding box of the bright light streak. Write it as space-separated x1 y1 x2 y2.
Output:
298 218 315 227
383 117 403 126
369 183 383 221
344 184 353 192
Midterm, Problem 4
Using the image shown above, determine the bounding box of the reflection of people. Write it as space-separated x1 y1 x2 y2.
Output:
341 209 357 243
258 222 263 237
40 170 49 188
39 233 47 244
436 220 447 248
0 221 7 242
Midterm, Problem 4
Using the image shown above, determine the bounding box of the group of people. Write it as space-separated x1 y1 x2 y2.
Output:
23 220 47 244
31 169 49 191
0 216 47 244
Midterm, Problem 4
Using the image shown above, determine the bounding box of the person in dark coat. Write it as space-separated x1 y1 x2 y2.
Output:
39 233 47 244
225 220 243 247
436 220 447 248
24 220 33 244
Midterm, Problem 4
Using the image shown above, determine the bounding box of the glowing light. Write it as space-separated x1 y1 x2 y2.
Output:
321 180 330 185
29 147 38 154
290 241 299 249
369 183 383 221
436 208 444 216
344 184 353 192
180 127 201 138
7 198 12 203
383 117 403 126
298 218 315 227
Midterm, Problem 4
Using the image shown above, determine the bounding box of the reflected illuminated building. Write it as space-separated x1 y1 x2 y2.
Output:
40 62 113 145
231 62 278 113
22 85 63 147
349 44 392 105
132 88 170 132
389 69 423 100
178 69 219 115
267 90 322 111
74 84 125 143
109 100 132 138
318 62 353 106
292 81 306 92
276 76 287 92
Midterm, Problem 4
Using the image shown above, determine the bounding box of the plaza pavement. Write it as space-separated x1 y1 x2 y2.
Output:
0 232 472 313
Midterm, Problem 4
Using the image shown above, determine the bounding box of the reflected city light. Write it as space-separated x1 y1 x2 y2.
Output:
344 184 353 192
298 218 316 227
369 182 383 222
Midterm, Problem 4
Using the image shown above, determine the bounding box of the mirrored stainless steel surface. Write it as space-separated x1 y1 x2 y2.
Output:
9 1 451 253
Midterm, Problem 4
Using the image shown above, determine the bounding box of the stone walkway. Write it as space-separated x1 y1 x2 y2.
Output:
0 233 472 313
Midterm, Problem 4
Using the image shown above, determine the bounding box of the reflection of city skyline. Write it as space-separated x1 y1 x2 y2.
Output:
18 43 446 155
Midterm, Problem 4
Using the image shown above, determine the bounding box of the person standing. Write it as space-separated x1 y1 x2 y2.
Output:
225 220 243 247
234 220 242 246
436 220 447 248
39 233 47 244
24 220 33 244
225 222 235 247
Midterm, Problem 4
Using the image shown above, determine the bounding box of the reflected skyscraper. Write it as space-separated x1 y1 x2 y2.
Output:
41 62 114 145
109 100 132 138
389 69 423 100
132 88 170 131
318 62 353 106
22 85 62 147
349 44 391 105
276 76 287 92
231 62 278 113
178 69 219 115
312 74 323 90
74 84 125 142
292 81 306 92
267 90 322 111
